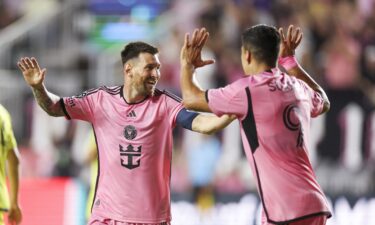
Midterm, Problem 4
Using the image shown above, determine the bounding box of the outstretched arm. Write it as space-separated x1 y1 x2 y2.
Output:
278 25 330 114
17 57 64 117
7 148 22 225
180 28 215 112
192 114 236 135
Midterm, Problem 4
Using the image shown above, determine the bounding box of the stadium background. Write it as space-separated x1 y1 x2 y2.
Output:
0 0 375 224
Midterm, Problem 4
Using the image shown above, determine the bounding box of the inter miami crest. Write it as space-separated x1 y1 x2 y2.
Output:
123 125 137 140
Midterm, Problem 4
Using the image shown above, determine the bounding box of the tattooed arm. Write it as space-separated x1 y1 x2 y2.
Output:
17 57 65 117
31 84 64 117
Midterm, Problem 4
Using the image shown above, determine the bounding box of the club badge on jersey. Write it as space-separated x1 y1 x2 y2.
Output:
120 125 142 169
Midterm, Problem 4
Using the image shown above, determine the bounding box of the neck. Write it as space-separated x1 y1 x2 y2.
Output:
245 62 274 76
123 83 148 103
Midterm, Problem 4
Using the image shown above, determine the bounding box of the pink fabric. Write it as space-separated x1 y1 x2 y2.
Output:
63 86 183 223
89 213 171 225
208 69 330 223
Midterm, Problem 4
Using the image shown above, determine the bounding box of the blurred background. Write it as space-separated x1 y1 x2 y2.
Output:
0 0 375 224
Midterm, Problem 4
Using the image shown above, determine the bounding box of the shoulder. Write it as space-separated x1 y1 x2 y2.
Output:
0 104 11 121
153 88 182 103
74 86 122 98
218 77 251 97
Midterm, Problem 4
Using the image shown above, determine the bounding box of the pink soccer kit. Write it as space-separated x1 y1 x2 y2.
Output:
207 69 331 224
61 86 183 223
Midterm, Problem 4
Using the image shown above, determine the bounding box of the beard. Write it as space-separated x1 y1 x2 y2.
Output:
142 82 156 96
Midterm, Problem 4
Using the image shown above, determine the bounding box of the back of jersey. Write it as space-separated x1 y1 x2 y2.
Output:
247 71 331 223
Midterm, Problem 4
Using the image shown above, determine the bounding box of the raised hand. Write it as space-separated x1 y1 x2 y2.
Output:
180 28 215 68
17 57 46 88
278 25 303 58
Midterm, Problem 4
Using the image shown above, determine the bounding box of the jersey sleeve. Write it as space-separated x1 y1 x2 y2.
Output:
163 91 185 127
61 89 96 122
207 80 247 118
2 110 17 153
298 80 324 117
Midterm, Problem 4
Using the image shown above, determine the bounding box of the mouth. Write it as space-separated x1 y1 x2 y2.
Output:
146 80 157 86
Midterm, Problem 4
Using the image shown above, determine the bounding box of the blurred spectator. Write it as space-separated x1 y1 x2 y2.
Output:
0 0 23 29
30 100 78 177
186 134 221 211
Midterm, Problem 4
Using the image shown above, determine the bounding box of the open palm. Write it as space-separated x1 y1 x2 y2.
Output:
278 25 303 58
17 57 46 88
180 28 215 68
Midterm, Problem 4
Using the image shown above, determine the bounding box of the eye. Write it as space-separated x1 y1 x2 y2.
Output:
145 65 154 70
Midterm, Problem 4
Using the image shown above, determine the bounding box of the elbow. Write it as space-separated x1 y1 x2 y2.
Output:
13 157 20 166
46 110 57 117
8 150 20 167
322 100 330 114
197 129 215 135
316 89 330 114
45 106 63 117
182 98 197 111
201 129 215 135
182 90 205 111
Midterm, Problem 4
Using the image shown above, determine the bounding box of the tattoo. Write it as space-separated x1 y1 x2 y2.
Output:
32 86 64 117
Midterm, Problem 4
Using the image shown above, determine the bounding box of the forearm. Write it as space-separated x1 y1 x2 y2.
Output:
7 150 20 206
180 64 211 112
280 57 330 113
31 84 64 117
192 114 236 135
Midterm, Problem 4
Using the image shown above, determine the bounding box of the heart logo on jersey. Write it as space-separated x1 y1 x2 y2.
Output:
123 125 137 140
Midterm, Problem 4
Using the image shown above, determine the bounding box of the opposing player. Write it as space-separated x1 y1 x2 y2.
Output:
0 105 22 225
17 42 234 225
180 25 331 225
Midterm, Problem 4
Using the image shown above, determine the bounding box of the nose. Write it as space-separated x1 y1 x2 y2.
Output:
151 68 160 79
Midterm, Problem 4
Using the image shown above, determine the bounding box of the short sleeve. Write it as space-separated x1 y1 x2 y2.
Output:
310 91 324 117
298 80 324 117
207 80 247 118
162 91 184 127
61 89 96 122
0 106 17 154
3 114 17 152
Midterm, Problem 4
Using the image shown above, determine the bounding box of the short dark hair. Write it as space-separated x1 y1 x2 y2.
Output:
241 24 280 67
121 42 159 65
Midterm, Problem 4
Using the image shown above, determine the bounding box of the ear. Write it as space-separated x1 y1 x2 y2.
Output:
124 63 132 77
245 50 251 64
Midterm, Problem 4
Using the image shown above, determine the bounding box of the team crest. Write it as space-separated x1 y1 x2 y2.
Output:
123 125 137 140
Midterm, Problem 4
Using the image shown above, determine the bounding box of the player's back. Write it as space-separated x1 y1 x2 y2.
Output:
230 70 331 223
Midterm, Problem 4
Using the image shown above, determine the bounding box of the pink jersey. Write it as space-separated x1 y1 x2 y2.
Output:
207 69 331 223
61 86 183 223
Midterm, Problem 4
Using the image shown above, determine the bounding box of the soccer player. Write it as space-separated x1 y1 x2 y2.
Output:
17 42 235 225
0 104 22 225
180 25 332 225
